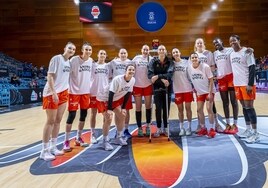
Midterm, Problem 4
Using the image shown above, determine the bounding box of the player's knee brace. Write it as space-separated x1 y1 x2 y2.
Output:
66 111 77 124
79 109 88 122
242 108 251 122
245 108 257 124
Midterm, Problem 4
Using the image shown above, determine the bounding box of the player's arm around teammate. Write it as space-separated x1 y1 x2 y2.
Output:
63 42 93 152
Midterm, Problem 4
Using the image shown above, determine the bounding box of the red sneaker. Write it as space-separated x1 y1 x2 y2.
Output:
207 128 216 138
223 124 232 134
228 124 238 134
197 127 208 136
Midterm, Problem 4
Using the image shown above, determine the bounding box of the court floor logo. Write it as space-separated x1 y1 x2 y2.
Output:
1 117 268 188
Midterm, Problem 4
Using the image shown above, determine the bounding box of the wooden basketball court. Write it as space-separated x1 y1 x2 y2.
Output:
0 92 268 187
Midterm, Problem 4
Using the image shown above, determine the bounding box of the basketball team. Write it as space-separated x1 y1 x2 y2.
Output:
39 35 259 161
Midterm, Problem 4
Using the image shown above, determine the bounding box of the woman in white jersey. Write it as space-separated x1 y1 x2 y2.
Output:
109 48 133 138
188 52 216 138
97 64 136 150
132 45 153 137
172 48 193 136
89 50 110 147
63 42 93 152
194 38 221 132
229 34 259 143
40 42 76 161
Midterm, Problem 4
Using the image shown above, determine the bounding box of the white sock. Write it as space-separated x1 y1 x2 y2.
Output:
117 131 123 137
77 130 82 139
42 142 49 150
187 121 191 129
65 132 70 141
233 119 238 125
226 118 230 124
103 136 109 141
51 138 57 148
246 124 251 130
179 122 183 129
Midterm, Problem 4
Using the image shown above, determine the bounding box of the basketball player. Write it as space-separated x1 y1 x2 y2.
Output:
229 34 259 143
40 42 76 161
194 38 221 132
89 50 111 148
132 45 153 137
188 52 216 138
63 42 93 152
109 48 133 138
172 48 193 136
97 64 136 149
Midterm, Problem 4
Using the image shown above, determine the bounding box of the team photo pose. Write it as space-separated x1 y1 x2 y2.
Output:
40 42 76 161
89 50 111 145
194 38 221 132
213 38 239 134
148 45 174 137
109 48 133 138
172 48 193 136
132 45 153 137
63 42 93 152
229 35 259 143
97 64 136 149
188 52 216 138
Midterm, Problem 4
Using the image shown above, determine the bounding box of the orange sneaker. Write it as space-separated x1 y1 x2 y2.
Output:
224 124 232 134
228 124 238 134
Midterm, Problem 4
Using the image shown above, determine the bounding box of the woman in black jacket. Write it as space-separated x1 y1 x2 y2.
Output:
148 45 174 137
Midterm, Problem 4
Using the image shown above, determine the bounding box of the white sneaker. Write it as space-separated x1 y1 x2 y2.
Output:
245 132 260 144
102 140 113 151
112 137 128 146
40 149 55 161
51 147 64 156
179 128 185 136
185 128 192 136
239 129 253 138
91 135 98 144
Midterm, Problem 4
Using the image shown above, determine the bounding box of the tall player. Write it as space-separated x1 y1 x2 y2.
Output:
63 42 93 152
172 48 193 136
132 45 153 137
109 48 133 138
229 35 259 143
40 42 76 161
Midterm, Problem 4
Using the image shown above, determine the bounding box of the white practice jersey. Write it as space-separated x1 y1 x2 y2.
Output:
213 47 233 79
172 59 193 93
90 62 110 97
43 54 70 97
68 55 93 94
132 55 152 88
230 47 256 86
188 63 215 95
196 50 215 67
97 75 135 102
109 58 132 78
